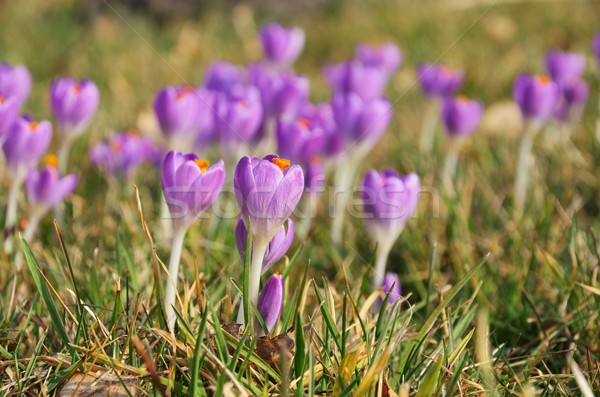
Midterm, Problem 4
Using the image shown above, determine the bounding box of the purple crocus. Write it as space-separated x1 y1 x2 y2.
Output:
90 129 159 180
154 85 210 149
204 61 244 93
355 42 402 76
0 96 19 137
331 92 392 146
276 115 326 163
2 116 52 177
249 64 309 122
50 77 100 138
381 272 401 305
441 96 484 137
260 22 305 67
26 155 78 212
362 169 420 289
513 73 560 125
215 85 263 148
236 218 295 274
554 78 589 123
324 61 389 102
161 150 226 232
417 64 464 99
545 50 586 84
256 273 284 334
0 63 32 105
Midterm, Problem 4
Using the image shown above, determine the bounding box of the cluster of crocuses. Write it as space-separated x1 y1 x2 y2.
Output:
0 64 100 250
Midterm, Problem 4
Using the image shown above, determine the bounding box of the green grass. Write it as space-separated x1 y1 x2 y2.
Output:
1 0 600 395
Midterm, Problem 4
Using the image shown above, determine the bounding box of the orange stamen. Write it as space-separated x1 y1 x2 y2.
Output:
456 95 469 103
73 83 82 93
176 86 193 100
271 157 291 173
537 75 551 85
297 118 310 128
44 154 59 168
125 128 140 136
0 96 4 104
30 121 40 131
194 159 210 173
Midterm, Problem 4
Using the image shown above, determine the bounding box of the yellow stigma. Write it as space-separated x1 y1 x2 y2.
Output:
194 159 210 173
44 154 59 168
537 75 551 85
30 121 40 131
271 157 291 173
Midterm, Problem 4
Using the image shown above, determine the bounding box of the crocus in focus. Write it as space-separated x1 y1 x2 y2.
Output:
362 169 420 289
355 42 402 76
381 272 401 305
256 273 284 335
23 154 77 241
260 22 305 68
0 95 19 137
0 63 32 105
161 150 226 331
236 218 295 274
234 155 303 325
545 50 586 84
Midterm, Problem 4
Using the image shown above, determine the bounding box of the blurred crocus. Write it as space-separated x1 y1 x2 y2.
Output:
381 272 401 305
417 64 464 99
23 155 77 241
362 169 420 289
249 64 309 122
513 73 560 126
332 92 392 147
256 273 284 335
204 61 244 93
593 33 600 64
236 218 295 274
554 78 589 124
90 130 159 180
0 63 32 105
260 22 305 67
161 150 226 332
154 85 212 150
324 61 389 102
545 50 586 84
441 96 483 137
215 85 263 154
234 155 303 324
276 115 326 163
0 96 19 138
355 42 402 76
50 77 100 138
2 116 52 233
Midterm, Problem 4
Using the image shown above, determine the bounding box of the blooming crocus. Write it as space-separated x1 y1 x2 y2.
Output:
154 85 212 150
236 218 295 274
50 77 100 139
234 155 303 325
276 116 326 163
361 169 420 289
417 64 464 99
90 129 159 180
161 150 226 332
0 95 19 138
256 273 284 335
323 61 389 102
355 42 402 76
23 154 77 241
2 116 52 236
381 272 401 305
440 96 483 181
260 22 305 68
545 50 586 84
204 61 244 93
0 63 32 105
513 73 560 126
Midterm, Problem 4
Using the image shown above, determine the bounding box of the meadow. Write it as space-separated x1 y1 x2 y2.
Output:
0 0 600 395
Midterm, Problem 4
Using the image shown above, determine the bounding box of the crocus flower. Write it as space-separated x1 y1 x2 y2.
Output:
0 95 19 137
236 218 295 274
545 50 586 84
513 73 560 126
161 150 226 332
50 77 100 138
276 115 327 163
26 155 78 214
554 78 589 123
215 85 263 147
0 63 32 105
362 169 420 289
249 64 309 122
417 64 464 99
154 85 211 148
2 116 52 178
161 150 226 232
234 155 303 324
204 61 244 93
90 129 159 180
355 42 402 76
441 96 484 137
256 273 284 334
331 92 392 146
381 272 401 305
323 60 389 102
260 22 305 67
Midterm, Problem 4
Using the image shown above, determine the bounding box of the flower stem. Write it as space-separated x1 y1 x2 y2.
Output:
165 227 187 333
372 238 394 291
419 100 440 153
443 141 461 183
22 213 41 243
514 123 541 216
298 191 319 239
248 239 269 322
5 178 21 232
331 157 358 246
